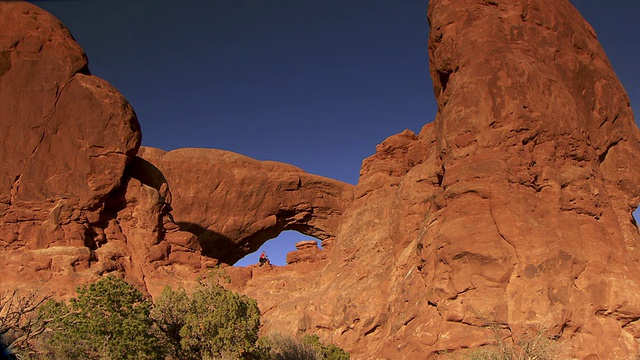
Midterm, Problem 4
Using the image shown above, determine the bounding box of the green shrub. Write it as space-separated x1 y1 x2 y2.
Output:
301 334 349 360
149 286 190 359
6 271 348 360
42 276 162 360
150 270 261 359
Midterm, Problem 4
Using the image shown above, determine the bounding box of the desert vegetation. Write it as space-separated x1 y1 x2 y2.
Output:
448 323 560 360
0 273 565 360
0 288 51 355
0 271 348 360
0 275 563 360
261 333 350 360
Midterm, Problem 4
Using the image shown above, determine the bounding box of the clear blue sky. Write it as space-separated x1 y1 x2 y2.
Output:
31 1 640 266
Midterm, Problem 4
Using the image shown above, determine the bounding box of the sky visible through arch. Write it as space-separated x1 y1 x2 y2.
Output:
30 0 640 266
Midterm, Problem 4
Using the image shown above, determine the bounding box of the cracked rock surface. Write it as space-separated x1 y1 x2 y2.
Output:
0 5 140 209
0 2 218 299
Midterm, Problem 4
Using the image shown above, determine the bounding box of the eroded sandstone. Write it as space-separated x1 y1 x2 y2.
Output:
0 2 141 294
225 1 640 358
0 2 210 298
138 146 354 264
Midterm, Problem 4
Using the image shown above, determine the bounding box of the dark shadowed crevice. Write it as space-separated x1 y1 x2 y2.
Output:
598 140 620 164
438 69 452 92
126 156 169 192
176 221 238 261
82 176 129 251
0 50 11 77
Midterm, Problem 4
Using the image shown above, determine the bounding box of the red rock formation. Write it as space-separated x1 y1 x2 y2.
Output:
0 1 352 300
0 2 209 298
286 240 325 264
1 1 640 359
0 2 139 294
419 1 640 357
226 1 640 358
138 146 354 264
0 2 139 226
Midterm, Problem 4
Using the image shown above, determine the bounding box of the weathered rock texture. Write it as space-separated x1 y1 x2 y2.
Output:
0 3 139 228
0 2 211 298
1 1 640 359
138 147 354 264
286 240 326 264
409 0 640 357
222 0 640 358
0 2 136 294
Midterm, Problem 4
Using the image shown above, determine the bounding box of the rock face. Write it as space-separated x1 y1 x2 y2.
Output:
224 0 640 358
138 147 354 264
1 1 640 359
413 1 640 357
420 1 640 355
0 2 139 230
0 2 138 294
0 2 210 298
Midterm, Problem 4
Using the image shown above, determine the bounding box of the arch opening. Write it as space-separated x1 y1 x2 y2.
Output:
233 230 324 267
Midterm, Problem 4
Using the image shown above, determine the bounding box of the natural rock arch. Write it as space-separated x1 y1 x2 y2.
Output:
137 147 354 264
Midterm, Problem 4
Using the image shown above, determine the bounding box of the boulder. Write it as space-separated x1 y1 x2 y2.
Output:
295 240 320 250
0 2 141 295
0 3 206 298
286 240 323 264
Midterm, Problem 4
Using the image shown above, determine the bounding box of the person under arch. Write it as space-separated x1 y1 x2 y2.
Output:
259 251 271 267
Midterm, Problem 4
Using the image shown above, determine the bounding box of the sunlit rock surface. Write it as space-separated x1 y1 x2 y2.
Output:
227 0 640 358
138 146 354 264
0 2 211 298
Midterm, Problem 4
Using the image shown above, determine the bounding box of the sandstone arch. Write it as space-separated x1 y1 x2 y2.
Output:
137 147 354 264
